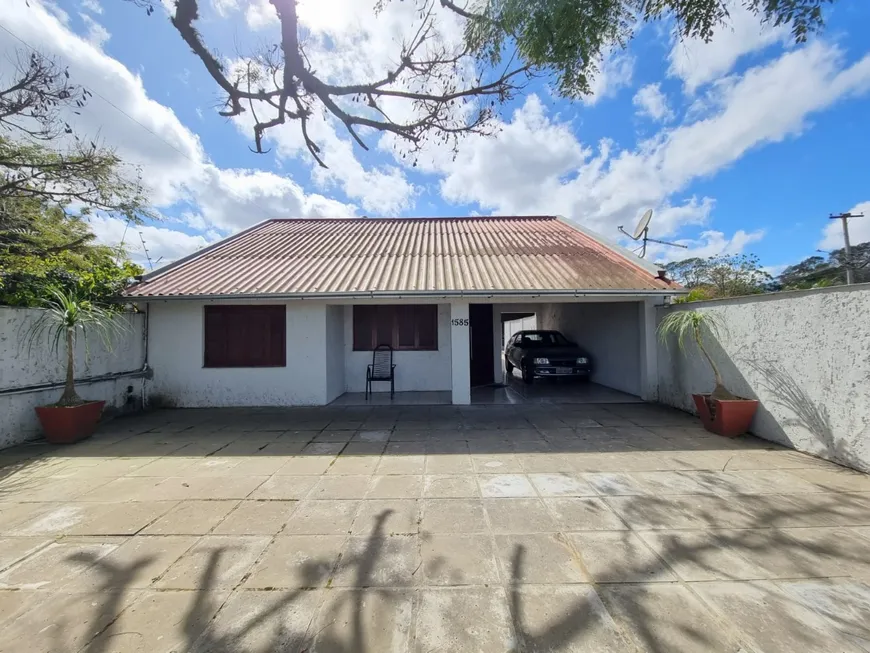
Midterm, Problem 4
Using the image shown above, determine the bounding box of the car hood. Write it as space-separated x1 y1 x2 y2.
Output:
522 346 589 358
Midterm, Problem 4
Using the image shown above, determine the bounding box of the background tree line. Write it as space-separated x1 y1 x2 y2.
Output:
664 244 870 302
0 50 149 308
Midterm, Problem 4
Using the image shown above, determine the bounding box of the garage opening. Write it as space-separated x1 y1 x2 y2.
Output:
472 302 646 405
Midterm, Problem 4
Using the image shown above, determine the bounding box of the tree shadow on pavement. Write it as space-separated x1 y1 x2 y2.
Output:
66 489 870 653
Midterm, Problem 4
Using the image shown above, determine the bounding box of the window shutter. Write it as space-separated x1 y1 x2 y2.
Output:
204 305 286 367
353 305 375 350
417 305 437 350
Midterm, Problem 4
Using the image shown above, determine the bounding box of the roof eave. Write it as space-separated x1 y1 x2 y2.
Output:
122 288 687 301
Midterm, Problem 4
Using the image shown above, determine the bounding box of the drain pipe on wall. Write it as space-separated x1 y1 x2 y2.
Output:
140 302 152 410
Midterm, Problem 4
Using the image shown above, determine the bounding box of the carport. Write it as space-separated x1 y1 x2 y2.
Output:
465 298 662 405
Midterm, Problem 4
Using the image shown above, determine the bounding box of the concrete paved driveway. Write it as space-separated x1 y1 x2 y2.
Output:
1 403 870 652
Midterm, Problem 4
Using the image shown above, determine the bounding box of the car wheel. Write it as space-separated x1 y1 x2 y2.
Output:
505 358 514 375
522 365 534 384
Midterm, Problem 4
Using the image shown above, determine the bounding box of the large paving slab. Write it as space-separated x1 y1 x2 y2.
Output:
1 403 870 652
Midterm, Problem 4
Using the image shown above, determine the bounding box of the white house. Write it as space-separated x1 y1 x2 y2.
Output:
123 216 683 406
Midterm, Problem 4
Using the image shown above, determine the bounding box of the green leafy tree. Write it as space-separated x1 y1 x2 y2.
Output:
1 51 151 225
777 242 870 289
665 254 771 299
128 0 833 163
0 51 150 306
0 197 144 308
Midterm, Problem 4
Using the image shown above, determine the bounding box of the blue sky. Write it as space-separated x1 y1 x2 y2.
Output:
2 0 869 274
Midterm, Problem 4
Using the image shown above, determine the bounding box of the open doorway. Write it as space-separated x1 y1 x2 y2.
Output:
469 304 494 387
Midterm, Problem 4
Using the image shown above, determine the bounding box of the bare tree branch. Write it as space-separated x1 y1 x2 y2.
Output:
155 0 530 166
0 52 90 141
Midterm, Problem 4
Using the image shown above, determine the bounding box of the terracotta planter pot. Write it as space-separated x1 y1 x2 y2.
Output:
35 401 105 444
692 394 758 438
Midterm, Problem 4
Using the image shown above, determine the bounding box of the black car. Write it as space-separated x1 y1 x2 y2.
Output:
504 330 593 384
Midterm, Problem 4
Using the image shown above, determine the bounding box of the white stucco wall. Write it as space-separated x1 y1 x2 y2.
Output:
503 316 537 348
325 305 345 403
147 301 328 407
0 307 145 447
657 285 870 472
538 301 643 396
343 304 452 393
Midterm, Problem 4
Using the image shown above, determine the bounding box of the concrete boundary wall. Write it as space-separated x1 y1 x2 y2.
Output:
0 307 145 448
656 284 870 472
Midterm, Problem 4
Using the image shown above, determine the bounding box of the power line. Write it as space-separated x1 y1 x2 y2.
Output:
0 19 279 222
0 21 197 164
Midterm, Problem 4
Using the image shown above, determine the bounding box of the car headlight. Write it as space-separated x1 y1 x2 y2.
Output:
533 357 549 365
576 357 588 365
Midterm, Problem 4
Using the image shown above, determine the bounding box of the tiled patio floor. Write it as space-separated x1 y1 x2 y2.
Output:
1 403 870 652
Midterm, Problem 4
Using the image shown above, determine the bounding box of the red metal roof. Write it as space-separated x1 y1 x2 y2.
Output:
124 217 678 298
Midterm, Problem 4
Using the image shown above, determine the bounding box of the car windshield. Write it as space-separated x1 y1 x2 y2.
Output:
519 332 570 347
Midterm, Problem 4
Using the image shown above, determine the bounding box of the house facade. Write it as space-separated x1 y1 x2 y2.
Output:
123 216 683 406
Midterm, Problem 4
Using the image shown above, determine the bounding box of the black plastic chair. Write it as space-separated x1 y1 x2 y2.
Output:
366 344 396 399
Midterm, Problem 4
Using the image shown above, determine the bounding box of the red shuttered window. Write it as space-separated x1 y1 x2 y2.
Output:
203 305 286 367
352 305 438 351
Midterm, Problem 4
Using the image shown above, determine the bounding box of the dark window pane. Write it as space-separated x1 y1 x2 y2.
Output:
353 305 375 350
417 305 437 350
352 304 438 352
375 305 394 348
396 305 416 349
204 305 285 367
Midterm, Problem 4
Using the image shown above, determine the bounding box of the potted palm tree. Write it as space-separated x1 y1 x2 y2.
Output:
28 288 127 444
658 309 758 437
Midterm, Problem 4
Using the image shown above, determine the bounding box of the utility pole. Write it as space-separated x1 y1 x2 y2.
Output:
829 212 865 285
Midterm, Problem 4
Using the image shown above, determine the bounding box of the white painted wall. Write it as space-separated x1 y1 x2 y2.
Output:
343 304 452 393
0 307 145 447
503 316 537 348
657 285 870 472
538 301 643 396
148 301 328 407
325 305 345 403
450 301 471 404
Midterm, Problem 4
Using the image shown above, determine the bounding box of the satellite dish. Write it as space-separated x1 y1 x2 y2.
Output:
617 208 687 259
633 209 653 239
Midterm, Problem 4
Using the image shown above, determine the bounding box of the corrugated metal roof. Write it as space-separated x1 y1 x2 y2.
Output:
124 216 679 298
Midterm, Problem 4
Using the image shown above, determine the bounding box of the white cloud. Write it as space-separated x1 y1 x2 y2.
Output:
585 50 635 105
432 41 870 242
819 201 870 250
646 228 765 263
193 167 354 232
80 13 109 47
245 0 277 30
220 0 473 211
1 0 358 240
89 215 213 267
668 3 787 93
633 83 674 122
80 0 102 14
230 104 416 214
652 197 715 236
439 95 587 212
762 263 787 278
211 0 239 16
